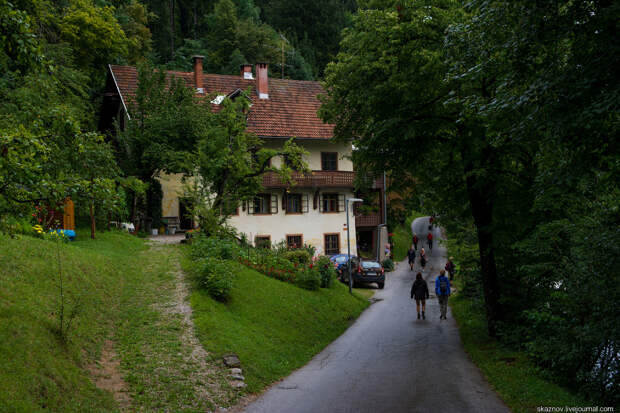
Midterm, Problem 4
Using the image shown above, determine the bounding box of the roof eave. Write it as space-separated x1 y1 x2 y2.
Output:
108 64 131 120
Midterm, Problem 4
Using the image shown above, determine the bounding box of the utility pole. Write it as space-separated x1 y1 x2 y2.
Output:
281 39 285 79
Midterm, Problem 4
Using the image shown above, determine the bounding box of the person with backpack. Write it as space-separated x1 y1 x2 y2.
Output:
407 245 416 270
412 233 419 251
435 270 451 319
427 232 433 252
410 272 430 319
445 257 456 281
419 248 427 270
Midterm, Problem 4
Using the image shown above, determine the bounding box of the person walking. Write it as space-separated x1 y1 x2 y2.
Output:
420 248 427 270
412 233 419 251
407 245 417 271
427 231 433 252
410 272 430 319
445 257 456 281
435 270 451 319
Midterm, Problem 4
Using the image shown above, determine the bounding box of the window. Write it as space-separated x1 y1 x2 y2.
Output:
286 194 302 213
321 193 344 212
285 193 309 214
255 235 271 249
287 234 303 249
321 152 338 171
324 234 340 255
250 193 277 214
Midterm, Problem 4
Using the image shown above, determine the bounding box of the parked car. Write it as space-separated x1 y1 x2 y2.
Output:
329 254 357 277
337 257 385 289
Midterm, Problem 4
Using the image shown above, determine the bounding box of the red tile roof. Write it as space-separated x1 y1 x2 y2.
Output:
108 65 334 140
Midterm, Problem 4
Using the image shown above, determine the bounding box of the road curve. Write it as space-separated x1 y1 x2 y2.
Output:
239 217 509 413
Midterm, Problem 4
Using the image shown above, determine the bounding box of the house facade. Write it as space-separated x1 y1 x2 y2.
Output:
101 57 386 256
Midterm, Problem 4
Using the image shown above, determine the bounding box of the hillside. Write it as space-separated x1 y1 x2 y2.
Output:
0 232 370 411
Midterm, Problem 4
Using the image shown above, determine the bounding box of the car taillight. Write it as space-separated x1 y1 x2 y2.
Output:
381 267 384 274
357 266 362 274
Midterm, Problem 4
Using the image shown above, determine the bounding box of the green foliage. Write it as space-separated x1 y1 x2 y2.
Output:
192 256 236 301
59 0 129 73
323 0 619 404
282 249 311 265
381 258 394 272
315 255 336 288
295 267 320 290
190 235 240 261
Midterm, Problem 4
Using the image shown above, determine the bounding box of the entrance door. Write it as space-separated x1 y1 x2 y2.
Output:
179 199 193 230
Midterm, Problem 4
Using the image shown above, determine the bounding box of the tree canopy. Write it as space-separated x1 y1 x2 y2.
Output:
321 0 619 404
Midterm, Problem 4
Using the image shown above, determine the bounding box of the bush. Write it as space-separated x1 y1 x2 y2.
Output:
314 256 337 288
191 235 239 260
193 257 235 301
295 267 320 290
282 249 311 265
382 258 394 272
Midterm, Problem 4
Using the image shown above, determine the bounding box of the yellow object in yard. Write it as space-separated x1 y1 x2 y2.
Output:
159 226 165 235
63 198 75 230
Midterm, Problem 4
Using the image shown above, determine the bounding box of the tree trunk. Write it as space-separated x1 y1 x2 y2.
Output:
169 0 175 59
465 169 502 337
89 200 96 239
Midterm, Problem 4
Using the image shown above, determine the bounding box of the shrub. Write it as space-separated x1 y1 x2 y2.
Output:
315 256 337 288
282 249 311 265
382 258 394 272
295 267 321 290
193 257 235 301
191 235 239 260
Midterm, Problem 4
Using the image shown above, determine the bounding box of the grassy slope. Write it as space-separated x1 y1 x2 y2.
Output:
185 258 370 393
392 211 426 261
450 277 589 411
0 231 146 412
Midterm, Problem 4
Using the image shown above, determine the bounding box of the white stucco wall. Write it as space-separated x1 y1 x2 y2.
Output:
157 139 357 253
264 139 353 171
159 173 186 218
229 190 357 255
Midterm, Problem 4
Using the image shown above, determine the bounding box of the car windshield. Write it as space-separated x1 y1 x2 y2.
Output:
334 256 348 263
361 261 381 269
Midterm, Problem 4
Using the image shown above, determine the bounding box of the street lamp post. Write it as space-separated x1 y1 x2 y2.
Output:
346 197 363 294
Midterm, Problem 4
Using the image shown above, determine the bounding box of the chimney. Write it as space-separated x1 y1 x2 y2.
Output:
256 62 269 99
192 55 204 94
240 64 253 79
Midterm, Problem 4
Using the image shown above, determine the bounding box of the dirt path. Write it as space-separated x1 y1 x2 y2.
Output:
87 338 132 410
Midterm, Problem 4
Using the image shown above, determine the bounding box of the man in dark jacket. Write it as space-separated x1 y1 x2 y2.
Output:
435 270 451 320
411 272 430 319
445 257 456 281
407 246 416 270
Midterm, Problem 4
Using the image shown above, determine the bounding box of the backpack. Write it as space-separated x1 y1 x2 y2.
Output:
439 277 448 295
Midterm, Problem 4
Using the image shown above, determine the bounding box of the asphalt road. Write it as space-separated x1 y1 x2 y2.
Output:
239 217 509 413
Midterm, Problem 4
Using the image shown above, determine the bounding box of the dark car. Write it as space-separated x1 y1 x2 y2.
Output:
339 257 385 289
329 254 357 278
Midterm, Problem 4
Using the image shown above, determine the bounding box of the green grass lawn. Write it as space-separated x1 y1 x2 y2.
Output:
450 289 589 412
392 211 426 261
0 231 234 412
183 256 370 393
0 231 146 412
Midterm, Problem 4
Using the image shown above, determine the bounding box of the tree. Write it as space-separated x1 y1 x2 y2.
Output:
321 0 541 336
186 92 307 232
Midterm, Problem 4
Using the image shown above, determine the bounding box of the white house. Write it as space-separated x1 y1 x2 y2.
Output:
101 57 387 255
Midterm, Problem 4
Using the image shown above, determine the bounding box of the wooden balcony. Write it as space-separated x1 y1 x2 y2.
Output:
261 170 355 189
355 213 382 227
